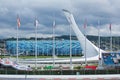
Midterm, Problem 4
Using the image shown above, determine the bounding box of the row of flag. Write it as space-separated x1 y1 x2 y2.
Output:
17 15 39 28
83 19 112 31
17 16 56 28
17 15 112 30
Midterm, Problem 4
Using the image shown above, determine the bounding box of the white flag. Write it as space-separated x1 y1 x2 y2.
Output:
34 19 39 27
53 20 56 28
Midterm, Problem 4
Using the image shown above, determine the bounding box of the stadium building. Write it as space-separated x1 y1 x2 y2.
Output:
5 40 82 56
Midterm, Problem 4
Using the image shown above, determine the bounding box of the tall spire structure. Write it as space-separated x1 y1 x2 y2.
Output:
62 9 106 59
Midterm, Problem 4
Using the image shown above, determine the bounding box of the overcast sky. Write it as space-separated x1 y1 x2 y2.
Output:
0 0 120 39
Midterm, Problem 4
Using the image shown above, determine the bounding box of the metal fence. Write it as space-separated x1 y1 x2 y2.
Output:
0 69 120 75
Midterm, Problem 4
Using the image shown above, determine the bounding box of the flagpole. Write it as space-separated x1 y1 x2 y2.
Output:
70 22 72 70
84 19 87 65
98 20 102 66
16 22 19 63
16 15 20 63
35 19 38 70
110 23 112 53
98 20 100 59
52 20 55 67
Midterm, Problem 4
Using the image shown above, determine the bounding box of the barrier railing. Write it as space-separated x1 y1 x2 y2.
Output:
0 69 119 75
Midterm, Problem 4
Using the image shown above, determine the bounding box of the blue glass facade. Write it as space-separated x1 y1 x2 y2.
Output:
5 40 82 56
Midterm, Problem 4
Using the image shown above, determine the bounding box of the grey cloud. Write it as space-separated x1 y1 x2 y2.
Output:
0 0 120 39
